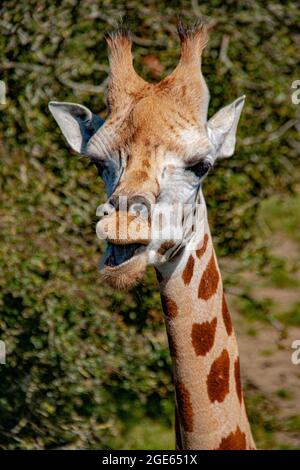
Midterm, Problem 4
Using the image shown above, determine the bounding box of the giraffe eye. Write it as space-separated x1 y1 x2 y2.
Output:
187 159 212 178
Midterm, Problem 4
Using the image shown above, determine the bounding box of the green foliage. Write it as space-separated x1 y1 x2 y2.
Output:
111 418 174 450
245 391 279 449
259 195 300 243
0 0 299 449
236 294 274 323
276 388 292 400
284 415 300 433
246 390 300 450
276 302 300 327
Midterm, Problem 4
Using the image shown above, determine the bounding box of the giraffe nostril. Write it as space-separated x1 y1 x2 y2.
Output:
128 202 148 219
96 202 115 218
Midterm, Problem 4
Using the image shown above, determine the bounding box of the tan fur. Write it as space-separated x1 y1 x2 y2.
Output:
99 22 255 449
51 19 255 449
157 223 256 449
101 21 212 205
102 251 148 290
108 93 210 202
106 30 150 114
97 212 150 244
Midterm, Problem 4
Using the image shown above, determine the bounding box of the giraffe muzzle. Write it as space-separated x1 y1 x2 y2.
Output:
96 212 151 245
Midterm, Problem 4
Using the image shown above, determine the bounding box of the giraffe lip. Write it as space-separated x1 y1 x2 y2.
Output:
104 242 145 267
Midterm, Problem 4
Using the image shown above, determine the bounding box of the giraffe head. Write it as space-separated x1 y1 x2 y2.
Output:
49 20 245 289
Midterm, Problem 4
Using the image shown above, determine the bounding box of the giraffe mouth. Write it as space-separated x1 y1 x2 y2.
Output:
101 242 148 289
104 242 145 267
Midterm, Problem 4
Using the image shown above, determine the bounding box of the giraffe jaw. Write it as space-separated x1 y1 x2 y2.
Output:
100 242 148 289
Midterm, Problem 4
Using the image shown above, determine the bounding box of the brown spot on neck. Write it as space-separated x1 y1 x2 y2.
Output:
216 426 247 450
191 317 217 356
222 294 233 336
198 254 219 300
207 349 230 403
234 357 243 404
158 240 176 255
196 233 209 259
175 381 194 433
182 254 195 286
161 294 178 319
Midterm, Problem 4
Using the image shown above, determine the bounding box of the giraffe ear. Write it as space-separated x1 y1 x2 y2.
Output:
48 101 104 154
206 96 245 159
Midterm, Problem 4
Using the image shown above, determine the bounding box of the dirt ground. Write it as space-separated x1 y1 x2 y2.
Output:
224 222 300 449
233 307 300 448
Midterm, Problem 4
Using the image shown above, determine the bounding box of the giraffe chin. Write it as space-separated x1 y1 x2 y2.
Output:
101 251 148 290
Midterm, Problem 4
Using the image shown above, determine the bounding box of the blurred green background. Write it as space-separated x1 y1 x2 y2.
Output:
0 0 300 449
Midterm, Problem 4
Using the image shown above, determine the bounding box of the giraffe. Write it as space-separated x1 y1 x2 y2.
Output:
49 19 256 450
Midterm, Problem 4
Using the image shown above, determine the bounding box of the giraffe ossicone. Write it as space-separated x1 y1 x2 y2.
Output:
49 18 256 450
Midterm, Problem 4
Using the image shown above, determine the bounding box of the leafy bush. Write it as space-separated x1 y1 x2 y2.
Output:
0 0 298 448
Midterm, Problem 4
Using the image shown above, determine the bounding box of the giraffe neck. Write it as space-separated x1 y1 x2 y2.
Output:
156 221 255 450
